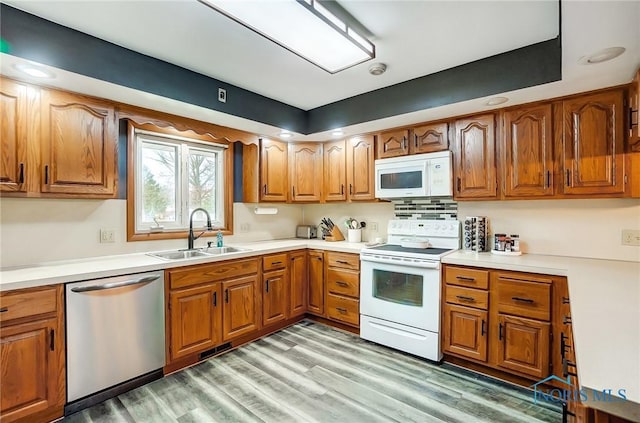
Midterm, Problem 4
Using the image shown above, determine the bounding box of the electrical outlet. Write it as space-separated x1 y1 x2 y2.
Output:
218 88 227 103
240 223 250 232
370 222 379 232
100 229 115 243
622 229 640 246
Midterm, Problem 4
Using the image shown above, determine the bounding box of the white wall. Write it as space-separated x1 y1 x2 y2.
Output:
458 199 640 262
0 199 302 268
302 202 395 243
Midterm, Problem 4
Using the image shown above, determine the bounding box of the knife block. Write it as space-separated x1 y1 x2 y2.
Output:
325 226 345 242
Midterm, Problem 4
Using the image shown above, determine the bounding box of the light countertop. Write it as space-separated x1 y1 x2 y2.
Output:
0 239 365 292
443 251 640 405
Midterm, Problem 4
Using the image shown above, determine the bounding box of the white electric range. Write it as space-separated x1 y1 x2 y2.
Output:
360 219 460 361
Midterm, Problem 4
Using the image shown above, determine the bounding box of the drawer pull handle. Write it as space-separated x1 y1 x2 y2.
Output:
266 280 270 292
455 276 475 282
335 281 348 287
225 289 229 303
336 260 350 265
498 322 503 341
213 292 217 307
481 319 486 336
19 163 24 184
511 296 534 304
0 307 8 313
456 295 475 302
562 296 570 304
50 329 55 351
271 261 282 265
336 307 347 314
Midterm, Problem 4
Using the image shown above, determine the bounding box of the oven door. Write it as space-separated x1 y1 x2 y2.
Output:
360 258 440 332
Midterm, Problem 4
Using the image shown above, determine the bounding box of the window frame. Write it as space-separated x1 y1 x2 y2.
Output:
126 121 234 242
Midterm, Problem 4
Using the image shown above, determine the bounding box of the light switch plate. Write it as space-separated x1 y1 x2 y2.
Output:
100 229 115 243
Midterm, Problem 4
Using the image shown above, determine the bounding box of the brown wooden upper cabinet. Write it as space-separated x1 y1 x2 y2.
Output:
410 122 449 154
323 140 347 202
629 68 640 151
259 138 288 202
346 135 376 201
1 79 118 198
377 129 409 158
561 90 625 195
502 104 554 198
40 89 117 197
453 114 497 199
289 142 322 202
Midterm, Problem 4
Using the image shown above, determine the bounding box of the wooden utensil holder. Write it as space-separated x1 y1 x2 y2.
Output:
325 226 345 242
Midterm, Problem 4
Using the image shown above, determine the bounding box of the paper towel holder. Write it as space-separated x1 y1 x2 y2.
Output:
254 207 278 215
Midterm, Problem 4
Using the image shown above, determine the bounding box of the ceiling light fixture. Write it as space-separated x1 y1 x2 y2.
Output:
198 0 374 74
13 63 55 79
279 132 293 139
578 47 626 65
368 63 387 76
485 96 509 106
331 129 344 137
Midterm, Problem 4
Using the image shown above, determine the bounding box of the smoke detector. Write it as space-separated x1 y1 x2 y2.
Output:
368 63 387 76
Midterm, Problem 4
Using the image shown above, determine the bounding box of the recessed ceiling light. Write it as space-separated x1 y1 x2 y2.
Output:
331 129 344 137
485 96 509 106
368 63 387 76
13 63 55 79
578 47 626 65
279 132 293 139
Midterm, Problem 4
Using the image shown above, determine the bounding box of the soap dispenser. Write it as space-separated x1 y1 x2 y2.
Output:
216 230 224 247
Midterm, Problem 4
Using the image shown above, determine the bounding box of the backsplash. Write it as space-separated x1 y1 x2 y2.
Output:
393 197 458 220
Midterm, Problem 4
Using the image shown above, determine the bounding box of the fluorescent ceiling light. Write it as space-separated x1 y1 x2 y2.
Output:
199 0 375 73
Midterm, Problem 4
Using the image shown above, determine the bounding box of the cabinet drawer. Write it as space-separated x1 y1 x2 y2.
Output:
0 286 57 322
263 253 287 272
445 266 489 289
445 285 488 310
495 277 551 321
326 294 359 326
327 268 359 298
326 252 360 271
169 258 258 289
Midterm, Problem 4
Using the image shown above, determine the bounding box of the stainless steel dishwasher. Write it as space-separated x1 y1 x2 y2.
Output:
65 271 165 414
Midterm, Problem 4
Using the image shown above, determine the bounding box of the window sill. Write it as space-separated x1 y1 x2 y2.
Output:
128 229 233 242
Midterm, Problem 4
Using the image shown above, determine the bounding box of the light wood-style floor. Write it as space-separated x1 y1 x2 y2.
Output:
64 320 560 422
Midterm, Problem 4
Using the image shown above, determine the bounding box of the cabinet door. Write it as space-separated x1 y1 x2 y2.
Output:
40 89 117 196
443 304 488 362
0 78 35 193
262 269 288 326
307 251 325 316
410 122 448 154
289 251 308 317
0 318 62 422
453 114 497 199
259 138 288 202
377 129 409 159
496 314 550 379
222 275 259 341
503 105 554 197
323 140 347 202
630 68 640 151
561 90 625 195
169 284 221 360
289 143 322 202
346 135 375 201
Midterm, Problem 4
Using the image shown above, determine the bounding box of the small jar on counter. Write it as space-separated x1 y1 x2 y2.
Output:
494 233 506 251
510 234 520 252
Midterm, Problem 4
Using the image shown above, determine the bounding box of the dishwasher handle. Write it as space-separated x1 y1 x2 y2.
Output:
70 274 161 293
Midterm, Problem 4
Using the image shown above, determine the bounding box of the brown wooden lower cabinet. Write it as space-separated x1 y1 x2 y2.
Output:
289 251 308 317
262 269 288 327
307 250 325 316
495 314 550 379
0 285 65 423
324 252 360 328
442 303 488 362
169 283 221 360
326 294 359 326
222 275 260 341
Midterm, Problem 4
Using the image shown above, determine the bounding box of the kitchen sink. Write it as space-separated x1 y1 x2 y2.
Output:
203 246 250 255
147 246 250 260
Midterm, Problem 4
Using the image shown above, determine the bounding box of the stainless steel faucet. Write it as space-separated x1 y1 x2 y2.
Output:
187 208 213 250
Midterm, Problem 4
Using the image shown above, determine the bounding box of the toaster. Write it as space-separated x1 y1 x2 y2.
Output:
296 225 317 239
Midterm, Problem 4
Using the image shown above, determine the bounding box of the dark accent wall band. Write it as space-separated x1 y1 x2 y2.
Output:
1 4 562 135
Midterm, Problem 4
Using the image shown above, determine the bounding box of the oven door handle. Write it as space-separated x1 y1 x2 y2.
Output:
360 254 440 269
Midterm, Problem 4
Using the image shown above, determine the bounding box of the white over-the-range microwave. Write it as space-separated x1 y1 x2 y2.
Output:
374 150 453 199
